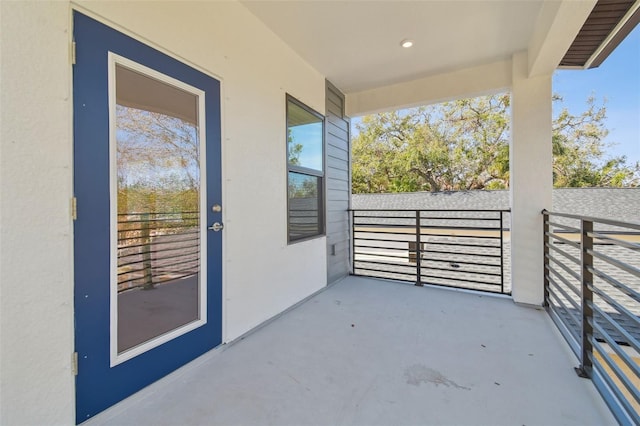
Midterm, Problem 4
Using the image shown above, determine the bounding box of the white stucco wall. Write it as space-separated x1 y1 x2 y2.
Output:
510 51 553 306
1 2 76 424
1 1 327 424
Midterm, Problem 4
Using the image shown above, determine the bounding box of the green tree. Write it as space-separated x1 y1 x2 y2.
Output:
352 93 638 193
552 95 639 187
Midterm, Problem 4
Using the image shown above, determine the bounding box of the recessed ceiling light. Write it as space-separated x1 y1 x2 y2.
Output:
401 39 414 48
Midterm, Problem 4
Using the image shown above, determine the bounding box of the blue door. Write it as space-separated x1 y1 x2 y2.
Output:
73 12 222 422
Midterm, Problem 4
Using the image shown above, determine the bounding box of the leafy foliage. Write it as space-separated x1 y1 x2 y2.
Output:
352 93 639 193
116 106 200 213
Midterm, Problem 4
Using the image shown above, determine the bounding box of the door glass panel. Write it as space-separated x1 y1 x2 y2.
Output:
114 63 202 354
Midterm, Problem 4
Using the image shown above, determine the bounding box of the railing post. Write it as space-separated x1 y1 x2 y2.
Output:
577 218 593 378
141 212 154 290
499 211 505 294
415 210 423 287
350 210 355 275
543 210 549 308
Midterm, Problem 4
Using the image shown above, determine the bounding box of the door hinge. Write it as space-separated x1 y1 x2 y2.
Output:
71 41 76 65
72 352 78 376
71 197 77 220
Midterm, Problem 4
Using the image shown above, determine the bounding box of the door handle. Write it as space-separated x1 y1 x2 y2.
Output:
208 222 224 232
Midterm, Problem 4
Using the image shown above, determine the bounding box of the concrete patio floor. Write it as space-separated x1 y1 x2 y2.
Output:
88 276 616 426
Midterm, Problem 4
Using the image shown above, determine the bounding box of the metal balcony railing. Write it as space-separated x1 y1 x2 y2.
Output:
350 209 511 294
542 210 640 425
117 211 200 292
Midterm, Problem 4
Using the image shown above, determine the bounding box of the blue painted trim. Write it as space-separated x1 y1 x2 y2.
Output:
73 12 222 422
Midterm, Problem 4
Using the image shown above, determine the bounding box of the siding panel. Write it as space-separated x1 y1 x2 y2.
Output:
325 81 351 284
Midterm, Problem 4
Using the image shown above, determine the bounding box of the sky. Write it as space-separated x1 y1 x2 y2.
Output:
553 24 640 165
351 25 640 165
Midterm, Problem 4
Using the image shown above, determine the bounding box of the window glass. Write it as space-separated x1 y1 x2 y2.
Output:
287 101 323 171
288 172 321 241
115 63 202 354
286 96 324 242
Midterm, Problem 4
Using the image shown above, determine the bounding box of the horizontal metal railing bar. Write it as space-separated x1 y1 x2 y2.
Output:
153 267 198 277
546 232 581 248
150 273 198 283
352 214 416 219
419 216 501 221
421 273 500 287
354 236 414 244
354 252 412 261
353 223 421 229
592 360 640 426
353 244 408 252
118 217 198 225
118 253 199 276
117 274 152 286
118 244 200 266
352 266 416 277
547 290 582 339
118 211 199 216
353 259 416 270
117 229 200 242
591 340 640 405
420 264 502 278
589 312 640 378
547 276 582 311
422 248 501 259
589 267 640 303
589 232 640 250
118 228 198 237
419 233 502 240
351 272 419 283
546 242 581 265
353 229 417 236
418 225 502 231
422 257 501 268
547 306 581 357
546 220 581 233
542 209 640 231
133 236 200 247
420 279 503 293
117 222 199 228
589 300 640 355
151 259 200 273
118 251 199 269
117 265 151 277
546 263 581 298
118 260 199 277
118 222 198 229
118 242 200 258
118 271 197 288
589 281 640 334
152 250 200 262
546 253 582 282
589 249 640 279
355 259 415 273
353 239 414 246
351 208 511 213
117 212 200 221
424 241 501 249
549 293 582 332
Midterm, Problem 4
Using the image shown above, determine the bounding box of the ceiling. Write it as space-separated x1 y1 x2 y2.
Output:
241 1 545 93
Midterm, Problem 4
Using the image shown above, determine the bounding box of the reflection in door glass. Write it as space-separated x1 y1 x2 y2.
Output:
115 64 201 353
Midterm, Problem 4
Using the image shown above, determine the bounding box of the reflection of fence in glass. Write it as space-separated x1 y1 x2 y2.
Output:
288 197 320 240
117 211 199 292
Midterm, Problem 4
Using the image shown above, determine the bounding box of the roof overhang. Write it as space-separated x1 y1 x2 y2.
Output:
241 0 635 115
559 0 640 69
